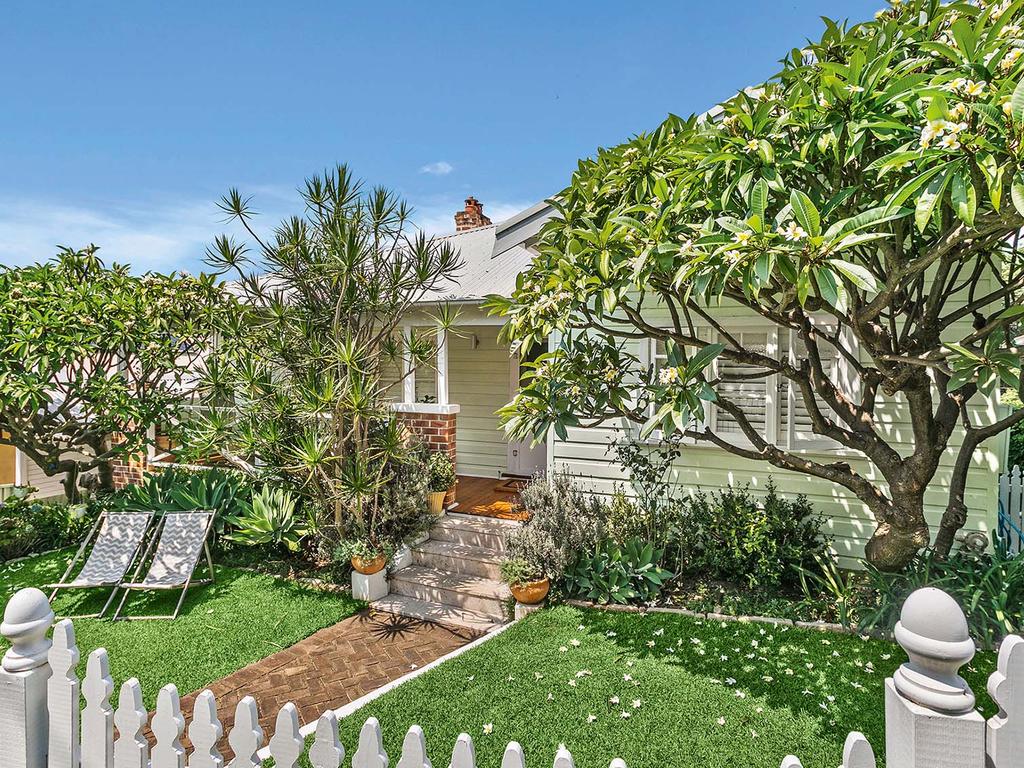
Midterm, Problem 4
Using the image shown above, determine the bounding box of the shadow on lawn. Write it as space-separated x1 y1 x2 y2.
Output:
572 606 998 744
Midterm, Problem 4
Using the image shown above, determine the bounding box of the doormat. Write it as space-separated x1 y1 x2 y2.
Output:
494 478 529 494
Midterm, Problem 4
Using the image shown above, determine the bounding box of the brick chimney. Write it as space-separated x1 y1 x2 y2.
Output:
454 197 492 232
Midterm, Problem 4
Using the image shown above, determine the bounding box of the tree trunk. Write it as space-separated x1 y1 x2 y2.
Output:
61 464 80 503
863 492 931 571
934 496 968 557
96 460 115 493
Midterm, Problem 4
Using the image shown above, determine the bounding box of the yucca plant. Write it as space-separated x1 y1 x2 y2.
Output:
179 166 462 557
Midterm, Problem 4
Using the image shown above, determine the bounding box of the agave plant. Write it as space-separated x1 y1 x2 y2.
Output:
114 467 248 534
224 486 310 553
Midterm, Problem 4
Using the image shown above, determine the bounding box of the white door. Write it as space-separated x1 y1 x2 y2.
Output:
507 344 547 477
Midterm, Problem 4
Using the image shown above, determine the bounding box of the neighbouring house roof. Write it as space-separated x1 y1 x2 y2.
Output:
418 201 553 304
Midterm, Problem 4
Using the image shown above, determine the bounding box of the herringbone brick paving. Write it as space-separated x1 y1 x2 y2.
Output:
172 607 479 756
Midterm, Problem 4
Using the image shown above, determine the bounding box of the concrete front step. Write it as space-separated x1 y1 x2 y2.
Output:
389 565 511 620
412 539 502 581
371 594 500 633
429 513 519 552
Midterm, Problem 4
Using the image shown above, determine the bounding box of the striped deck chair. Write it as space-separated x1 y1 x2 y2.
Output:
112 510 216 621
47 511 154 618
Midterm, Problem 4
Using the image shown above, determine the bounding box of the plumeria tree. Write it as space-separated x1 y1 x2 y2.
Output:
183 166 461 551
0 248 222 498
489 0 1024 570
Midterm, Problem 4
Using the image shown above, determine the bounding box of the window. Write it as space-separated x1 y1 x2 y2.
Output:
644 324 848 451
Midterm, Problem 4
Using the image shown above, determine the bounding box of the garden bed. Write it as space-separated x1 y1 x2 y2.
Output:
0 549 363 707
320 605 997 768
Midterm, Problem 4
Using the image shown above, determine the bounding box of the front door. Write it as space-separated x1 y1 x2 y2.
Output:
507 343 547 477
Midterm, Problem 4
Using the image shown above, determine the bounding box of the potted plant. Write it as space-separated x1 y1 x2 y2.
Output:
338 538 390 575
500 557 550 605
427 451 456 517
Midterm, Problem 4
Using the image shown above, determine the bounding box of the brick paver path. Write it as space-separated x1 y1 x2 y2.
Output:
175 608 480 755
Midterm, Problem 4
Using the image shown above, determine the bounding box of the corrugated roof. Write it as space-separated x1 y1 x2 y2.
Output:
418 202 553 304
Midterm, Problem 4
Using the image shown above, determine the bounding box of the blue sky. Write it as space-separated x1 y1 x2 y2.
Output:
0 1 881 273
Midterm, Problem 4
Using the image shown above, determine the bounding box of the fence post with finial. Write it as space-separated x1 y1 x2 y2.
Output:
885 587 986 768
0 587 56 768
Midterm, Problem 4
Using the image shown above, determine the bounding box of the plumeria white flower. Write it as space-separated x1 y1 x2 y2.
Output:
716 717 727 726
647 640 656 648
735 691 747 699
610 695 620 705
632 699 643 708
570 638 581 647
483 723 494 735
587 714 598 723
744 139 760 153
658 366 681 385
620 711 632 719
733 230 754 246
624 674 634 682
534 672 544 680
779 221 807 241
559 646 568 653
654 628 665 636
568 679 577 687
940 133 962 150
725 677 737 686
846 84 865 93
547 693 555 701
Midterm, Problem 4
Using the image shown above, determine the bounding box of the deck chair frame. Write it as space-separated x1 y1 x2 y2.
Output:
112 510 216 621
47 510 154 619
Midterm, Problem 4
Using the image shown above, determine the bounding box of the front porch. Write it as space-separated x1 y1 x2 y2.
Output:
452 474 528 521
388 315 547 501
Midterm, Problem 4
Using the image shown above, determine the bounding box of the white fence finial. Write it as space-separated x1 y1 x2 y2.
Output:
779 758 802 768
268 702 303 768
48 619 81 768
448 734 475 768
841 732 875 768
396 725 430 768
987 634 1024 766
354 717 389 768
552 744 576 768
227 696 263 768
500 743 525 768
892 587 976 713
82 649 114 768
152 684 186 768
886 587 986 768
113 678 149 768
309 711 344 768
1 587 54 672
188 690 224 768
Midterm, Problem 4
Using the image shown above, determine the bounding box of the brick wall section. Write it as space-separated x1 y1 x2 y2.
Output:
454 197 492 232
396 411 457 503
111 456 146 490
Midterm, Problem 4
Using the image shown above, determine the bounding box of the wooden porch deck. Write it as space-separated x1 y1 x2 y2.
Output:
452 475 529 521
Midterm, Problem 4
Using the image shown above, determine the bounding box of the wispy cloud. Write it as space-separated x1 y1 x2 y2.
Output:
410 197 534 236
0 194 292 274
419 161 454 176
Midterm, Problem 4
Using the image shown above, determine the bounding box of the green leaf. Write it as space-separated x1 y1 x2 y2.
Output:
884 164 947 215
750 178 769 223
914 170 950 233
789 190 821 237
1012 174 1024 217
1012 77 1024 123
830 260 881 293
951 172 977 228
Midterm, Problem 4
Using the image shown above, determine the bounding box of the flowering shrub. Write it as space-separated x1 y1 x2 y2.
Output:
0 495 96 561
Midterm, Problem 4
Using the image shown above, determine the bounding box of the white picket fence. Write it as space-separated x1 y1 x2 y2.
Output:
1 587 1023 768
999 464 1024 554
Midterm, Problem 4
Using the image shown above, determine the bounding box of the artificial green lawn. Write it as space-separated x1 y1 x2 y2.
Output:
323 606 997 768
0 549 363 707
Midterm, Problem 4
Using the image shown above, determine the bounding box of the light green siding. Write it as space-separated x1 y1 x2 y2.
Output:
549 295 1004 566
448 325 512 478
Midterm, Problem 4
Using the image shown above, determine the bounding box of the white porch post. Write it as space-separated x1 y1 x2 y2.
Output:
436 324 449 406
402 326 415 404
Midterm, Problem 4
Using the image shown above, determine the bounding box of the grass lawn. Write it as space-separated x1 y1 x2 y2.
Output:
324 606 997 768
0 549 363 707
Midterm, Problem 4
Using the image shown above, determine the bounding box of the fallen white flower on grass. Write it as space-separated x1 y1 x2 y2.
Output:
483 723 493 735
610 695 620 705
587 714 597 723
716 717 727 726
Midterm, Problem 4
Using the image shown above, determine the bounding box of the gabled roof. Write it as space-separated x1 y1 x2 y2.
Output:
418 201 553 304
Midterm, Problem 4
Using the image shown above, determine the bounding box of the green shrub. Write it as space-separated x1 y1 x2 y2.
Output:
1009 418 1024 468
112 466 251 534
677 480 828 589
0 496 96 561
427 451 456 493
566 537 672 605
858 536 1024 649
499 557 539 586
503 474 607 583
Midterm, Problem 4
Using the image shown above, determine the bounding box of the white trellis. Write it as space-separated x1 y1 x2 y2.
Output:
2 586 1024 768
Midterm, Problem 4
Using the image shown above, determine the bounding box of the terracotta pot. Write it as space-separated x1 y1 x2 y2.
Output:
350 554 386 575
428 491 446 517
510 576 550 605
